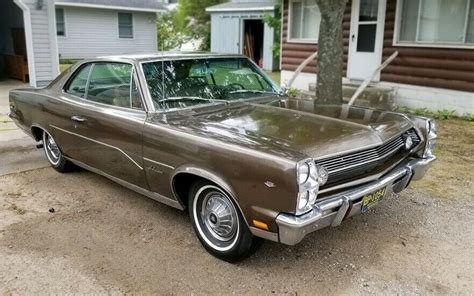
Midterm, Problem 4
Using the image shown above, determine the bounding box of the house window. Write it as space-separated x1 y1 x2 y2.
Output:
56 8 65 36
289 0 321 42
118 13 133 38
397 0 474 47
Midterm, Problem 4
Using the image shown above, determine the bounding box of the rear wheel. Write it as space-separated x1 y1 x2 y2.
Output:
188 181 257 262
42 130 74 172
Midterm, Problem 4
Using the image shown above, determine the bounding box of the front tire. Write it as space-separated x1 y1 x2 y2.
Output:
188 181 256 262
42 130 74 173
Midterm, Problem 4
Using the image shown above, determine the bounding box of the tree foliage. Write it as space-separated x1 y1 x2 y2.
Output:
262 0 282 59
173 0 226 51
157 12 188 51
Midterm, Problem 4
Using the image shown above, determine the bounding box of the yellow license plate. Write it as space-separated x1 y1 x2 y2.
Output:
361 187 386 213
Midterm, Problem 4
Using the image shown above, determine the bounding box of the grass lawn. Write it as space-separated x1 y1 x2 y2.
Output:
60 64 73 73
413 119 474 201
266 71 281 84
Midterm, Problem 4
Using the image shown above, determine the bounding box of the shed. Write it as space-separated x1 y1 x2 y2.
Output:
206 0 279 71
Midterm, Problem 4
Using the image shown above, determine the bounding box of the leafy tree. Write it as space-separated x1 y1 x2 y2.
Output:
173 0 226 51
157 12 188 51
262 0 282 60
314 0 348 105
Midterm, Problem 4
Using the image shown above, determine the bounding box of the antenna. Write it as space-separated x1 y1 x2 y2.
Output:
157 12 167 114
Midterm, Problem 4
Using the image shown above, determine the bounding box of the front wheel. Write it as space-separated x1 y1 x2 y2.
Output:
188 181 257 262
42 130 74 173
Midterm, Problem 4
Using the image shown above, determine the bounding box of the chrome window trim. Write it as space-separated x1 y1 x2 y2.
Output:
61 60 149 112
137 55 280 113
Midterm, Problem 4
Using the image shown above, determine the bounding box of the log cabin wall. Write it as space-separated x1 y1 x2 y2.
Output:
281 0 351 75
381 0 474 93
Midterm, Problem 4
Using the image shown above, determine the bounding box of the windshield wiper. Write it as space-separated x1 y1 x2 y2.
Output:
159 96 228 103
228 89 278 95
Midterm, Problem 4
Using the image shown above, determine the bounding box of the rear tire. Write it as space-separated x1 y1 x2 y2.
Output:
188 181 258 262
42 130 75 173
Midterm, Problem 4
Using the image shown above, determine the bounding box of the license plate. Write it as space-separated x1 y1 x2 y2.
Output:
361 187 386 213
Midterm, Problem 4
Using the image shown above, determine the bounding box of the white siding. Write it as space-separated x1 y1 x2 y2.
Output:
57 7 157 59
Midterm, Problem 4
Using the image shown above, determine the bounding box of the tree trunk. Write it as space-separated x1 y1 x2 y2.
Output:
315 0 348 105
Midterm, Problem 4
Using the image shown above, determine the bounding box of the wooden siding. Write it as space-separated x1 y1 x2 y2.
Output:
281 0 351 74
57 7 157 59
381 0 474 92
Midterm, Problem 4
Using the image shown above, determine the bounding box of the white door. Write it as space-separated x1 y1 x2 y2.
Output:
211 16 241 54
347 0 386 81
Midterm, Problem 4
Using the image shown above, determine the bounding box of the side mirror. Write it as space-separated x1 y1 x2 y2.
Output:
280 83 288 95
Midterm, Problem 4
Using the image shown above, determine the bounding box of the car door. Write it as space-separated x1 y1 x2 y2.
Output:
70 62 148 188
48 64 93 158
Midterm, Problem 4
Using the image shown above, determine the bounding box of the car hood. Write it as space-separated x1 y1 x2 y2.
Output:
164 98 414 161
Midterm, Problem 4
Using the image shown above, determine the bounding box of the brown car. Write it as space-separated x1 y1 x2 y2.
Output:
9 53 437 262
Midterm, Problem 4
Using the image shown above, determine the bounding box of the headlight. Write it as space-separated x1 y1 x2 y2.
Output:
297 163 310 185
296 159 329 215
423 119 437 158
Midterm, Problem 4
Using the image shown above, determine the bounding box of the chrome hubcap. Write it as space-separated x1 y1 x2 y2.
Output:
201 192 237 242
45 133 60 164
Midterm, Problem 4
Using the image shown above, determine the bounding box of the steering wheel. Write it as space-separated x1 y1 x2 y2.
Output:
226 83 245 91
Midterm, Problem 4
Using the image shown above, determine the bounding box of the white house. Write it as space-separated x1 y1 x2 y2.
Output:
0 0 165 87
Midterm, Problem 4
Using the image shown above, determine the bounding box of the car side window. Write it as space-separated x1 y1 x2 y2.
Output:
65 64 93 98
86 63 141 109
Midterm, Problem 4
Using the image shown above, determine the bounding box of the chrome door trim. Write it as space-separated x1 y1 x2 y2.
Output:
143 157 175 170
67 157 184 210
50 124 144 170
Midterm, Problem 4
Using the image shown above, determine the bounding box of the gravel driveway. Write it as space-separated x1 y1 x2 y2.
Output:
0 119 472 295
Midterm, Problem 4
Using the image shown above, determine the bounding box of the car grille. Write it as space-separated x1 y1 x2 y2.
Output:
316 129 421 186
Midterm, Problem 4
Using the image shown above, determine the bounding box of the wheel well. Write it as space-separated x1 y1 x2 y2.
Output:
31 126 43 141
172 173 210 209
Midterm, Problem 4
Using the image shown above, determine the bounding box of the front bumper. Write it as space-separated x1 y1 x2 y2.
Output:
276 156 436 245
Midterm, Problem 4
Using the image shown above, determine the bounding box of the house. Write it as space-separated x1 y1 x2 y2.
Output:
0 0 165 87
280 0 474 115
206 0 279 71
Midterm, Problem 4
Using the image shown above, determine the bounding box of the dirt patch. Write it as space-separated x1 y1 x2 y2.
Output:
0 120 473 294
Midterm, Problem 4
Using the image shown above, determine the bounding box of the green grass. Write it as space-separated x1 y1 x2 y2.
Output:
266 71 281 84
60 64 72 73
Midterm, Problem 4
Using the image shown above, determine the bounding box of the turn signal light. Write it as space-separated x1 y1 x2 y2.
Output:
252 220 269 230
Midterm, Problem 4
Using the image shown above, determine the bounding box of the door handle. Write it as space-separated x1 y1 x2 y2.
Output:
71 115 86 122
351 34 355 42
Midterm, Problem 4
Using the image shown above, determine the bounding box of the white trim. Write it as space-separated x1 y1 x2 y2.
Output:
393 0 474 49
48 2 60 77
13 0 36 87
206 6 275 12
281 70 316 91
54 2 165 13
377 81 474 116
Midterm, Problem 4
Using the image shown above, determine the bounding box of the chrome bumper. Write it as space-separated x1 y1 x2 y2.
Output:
276 156 436 245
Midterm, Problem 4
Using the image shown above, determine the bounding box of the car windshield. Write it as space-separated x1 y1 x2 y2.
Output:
142 57 278 111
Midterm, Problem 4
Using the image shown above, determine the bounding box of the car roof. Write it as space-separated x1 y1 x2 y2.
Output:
94 51 245 63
